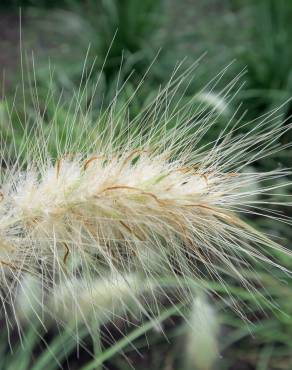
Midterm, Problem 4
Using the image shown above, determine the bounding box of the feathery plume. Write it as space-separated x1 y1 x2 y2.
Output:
186 294 219 370
15 272 146 328
0 61 291 329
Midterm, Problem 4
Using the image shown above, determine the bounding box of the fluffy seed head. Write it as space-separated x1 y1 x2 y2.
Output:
15 273 146 329
186 294 219 370
0 61 291 331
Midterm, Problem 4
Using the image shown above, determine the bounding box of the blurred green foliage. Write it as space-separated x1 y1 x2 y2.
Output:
236 0 292 118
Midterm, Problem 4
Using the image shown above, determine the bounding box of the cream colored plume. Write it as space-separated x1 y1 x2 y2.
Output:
0 64 291 325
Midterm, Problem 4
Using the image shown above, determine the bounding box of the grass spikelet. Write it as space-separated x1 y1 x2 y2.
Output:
185 293 219 370
1 59 292 332
15 273 146 328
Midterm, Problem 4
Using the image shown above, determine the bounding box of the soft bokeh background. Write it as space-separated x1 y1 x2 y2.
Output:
0 1 292 369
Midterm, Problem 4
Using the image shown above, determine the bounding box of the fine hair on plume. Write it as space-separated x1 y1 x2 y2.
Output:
0 49 292 348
